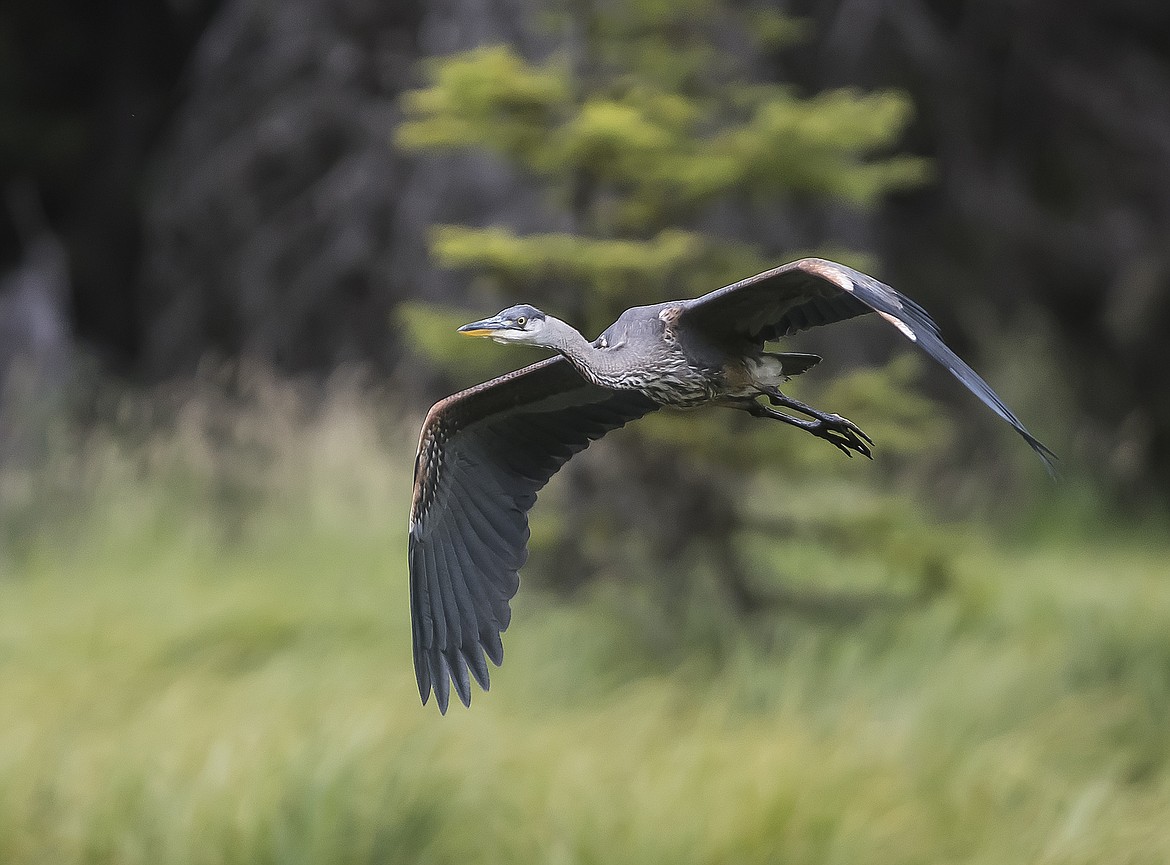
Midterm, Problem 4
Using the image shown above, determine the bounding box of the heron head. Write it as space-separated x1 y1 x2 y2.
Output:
458 304 549 345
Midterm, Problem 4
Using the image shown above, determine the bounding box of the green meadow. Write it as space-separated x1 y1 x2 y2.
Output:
2 379 1168 864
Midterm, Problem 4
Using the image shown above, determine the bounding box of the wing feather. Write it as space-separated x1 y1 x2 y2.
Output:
682 258 1056 473
409 356 659 712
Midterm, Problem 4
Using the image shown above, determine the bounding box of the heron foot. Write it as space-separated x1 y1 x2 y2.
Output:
803 412 874 459
749 391 874 459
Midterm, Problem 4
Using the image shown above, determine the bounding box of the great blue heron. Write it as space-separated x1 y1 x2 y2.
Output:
409 258 1056 713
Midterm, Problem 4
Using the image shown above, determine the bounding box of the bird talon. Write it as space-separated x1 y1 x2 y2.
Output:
810 414 873 459
826 413 873 444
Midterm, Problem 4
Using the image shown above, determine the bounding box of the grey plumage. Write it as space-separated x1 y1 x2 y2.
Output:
409 258 1056 713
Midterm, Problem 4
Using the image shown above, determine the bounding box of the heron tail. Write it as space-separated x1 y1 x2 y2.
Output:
771 352 821 377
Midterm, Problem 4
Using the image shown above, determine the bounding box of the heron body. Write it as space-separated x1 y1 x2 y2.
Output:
590 303 724 404
409 258 1056 713
499 301 812 406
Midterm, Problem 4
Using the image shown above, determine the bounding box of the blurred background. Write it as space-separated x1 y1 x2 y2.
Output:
2 0 1169 862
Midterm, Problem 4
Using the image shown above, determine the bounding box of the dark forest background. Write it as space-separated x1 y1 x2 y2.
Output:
3 0 1169 504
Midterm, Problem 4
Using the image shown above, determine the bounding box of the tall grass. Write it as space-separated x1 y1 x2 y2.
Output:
1 366 1168 864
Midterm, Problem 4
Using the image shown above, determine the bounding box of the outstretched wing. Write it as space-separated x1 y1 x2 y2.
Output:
409 356 659 713
681 257 1057 472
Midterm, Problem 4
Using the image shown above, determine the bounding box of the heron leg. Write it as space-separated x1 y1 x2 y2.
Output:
743 391 873 459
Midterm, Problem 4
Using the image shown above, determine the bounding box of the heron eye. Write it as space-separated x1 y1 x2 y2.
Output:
516 316 527 327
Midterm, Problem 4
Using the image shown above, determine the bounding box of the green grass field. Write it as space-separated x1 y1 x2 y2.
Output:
2 382 1169 864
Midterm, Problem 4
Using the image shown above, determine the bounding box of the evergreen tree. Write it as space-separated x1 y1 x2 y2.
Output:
397 0 936 607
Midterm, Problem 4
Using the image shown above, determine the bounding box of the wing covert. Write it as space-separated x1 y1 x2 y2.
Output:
409 356 658 713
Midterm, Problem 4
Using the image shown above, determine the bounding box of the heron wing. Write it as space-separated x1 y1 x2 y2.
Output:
409 356 659 713
680 257 1057 472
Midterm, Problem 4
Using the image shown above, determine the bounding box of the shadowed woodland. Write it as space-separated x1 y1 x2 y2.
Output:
2 1 1170 862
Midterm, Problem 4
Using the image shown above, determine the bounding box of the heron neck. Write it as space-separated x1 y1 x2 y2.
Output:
543 318 623 385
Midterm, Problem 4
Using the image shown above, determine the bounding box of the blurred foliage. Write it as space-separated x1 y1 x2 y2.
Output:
397 34 927 303
1 373 1169 864
399 44 926 230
